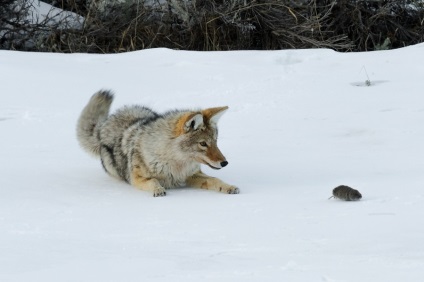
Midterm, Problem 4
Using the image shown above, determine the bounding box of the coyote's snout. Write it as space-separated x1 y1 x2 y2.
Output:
77 90 239 197
197 144 228 170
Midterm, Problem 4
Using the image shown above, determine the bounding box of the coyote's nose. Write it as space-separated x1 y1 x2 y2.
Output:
220 161 228 168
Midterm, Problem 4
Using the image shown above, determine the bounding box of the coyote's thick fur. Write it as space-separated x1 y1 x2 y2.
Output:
77 90 239 197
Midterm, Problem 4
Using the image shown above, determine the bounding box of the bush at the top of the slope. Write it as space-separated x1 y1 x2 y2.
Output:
1 0 423 53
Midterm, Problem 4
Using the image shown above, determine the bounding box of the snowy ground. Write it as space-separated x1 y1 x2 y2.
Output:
1 44 424 281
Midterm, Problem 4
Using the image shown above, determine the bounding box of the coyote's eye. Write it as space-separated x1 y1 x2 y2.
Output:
199 141 208 147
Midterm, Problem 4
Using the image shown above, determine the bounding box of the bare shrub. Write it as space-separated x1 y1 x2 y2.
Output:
1 0 83 51
74 0 354 52
1 0 423 53
315 0 424 51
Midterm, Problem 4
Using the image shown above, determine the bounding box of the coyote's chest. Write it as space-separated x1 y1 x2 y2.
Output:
150 160 199 188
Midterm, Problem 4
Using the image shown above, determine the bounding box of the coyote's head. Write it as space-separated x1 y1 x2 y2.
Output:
175 107 229 170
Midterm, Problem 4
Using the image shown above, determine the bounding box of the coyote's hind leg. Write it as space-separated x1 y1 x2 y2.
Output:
131 170 166 197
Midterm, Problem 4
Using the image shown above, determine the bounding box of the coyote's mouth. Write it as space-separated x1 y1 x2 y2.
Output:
207 163 221 170
197 158 222 170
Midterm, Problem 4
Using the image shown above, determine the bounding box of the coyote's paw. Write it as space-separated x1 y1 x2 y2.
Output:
225 186 240 194
153 188 167 197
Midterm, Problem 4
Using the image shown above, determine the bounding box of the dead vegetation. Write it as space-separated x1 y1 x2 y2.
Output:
1 0 423 53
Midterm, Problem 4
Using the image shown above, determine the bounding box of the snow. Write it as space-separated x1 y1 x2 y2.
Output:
1 44 424 281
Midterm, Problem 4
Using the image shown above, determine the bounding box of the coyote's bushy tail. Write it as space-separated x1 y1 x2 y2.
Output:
77 90 114 156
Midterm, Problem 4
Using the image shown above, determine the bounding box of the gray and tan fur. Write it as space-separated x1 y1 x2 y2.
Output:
330 185 362 201
77 90 239 197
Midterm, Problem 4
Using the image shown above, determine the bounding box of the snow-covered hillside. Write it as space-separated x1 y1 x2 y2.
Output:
1 44 424 281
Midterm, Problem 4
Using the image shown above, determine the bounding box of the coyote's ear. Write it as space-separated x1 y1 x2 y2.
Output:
185 113 204 131
175 112 204 136
202 106 229 126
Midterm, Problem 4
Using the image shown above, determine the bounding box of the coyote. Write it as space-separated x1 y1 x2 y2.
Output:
77 90 239 197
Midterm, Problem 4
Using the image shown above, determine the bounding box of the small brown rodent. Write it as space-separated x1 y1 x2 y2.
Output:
329 185 362 201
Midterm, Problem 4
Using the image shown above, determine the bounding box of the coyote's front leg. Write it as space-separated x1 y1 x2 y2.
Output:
186 171 239 194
